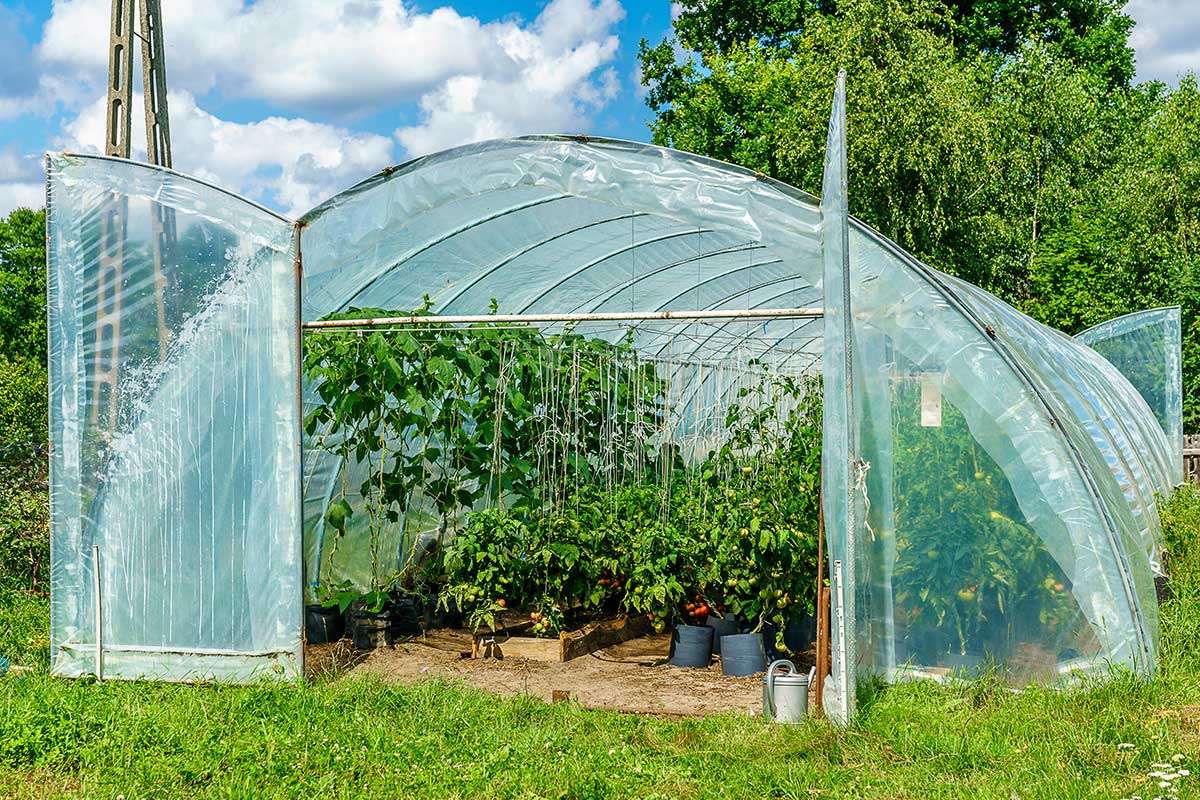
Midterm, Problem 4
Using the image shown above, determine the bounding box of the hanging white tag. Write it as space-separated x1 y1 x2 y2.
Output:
920 373 942 427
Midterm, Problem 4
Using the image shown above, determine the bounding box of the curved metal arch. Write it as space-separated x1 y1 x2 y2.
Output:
516 229 761 314
564 242 771 314
440 226 712 315
649 283 823 417
652 275 822 360
852 220 1154 669
632 256 787 315
331 193 573 314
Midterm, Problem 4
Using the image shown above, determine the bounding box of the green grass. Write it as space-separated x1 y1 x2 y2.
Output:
2 490 1199 800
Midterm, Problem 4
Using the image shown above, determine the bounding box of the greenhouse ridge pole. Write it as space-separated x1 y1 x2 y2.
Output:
302 307 824 330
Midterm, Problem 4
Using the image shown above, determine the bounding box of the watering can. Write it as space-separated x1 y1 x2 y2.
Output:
762 660 813 724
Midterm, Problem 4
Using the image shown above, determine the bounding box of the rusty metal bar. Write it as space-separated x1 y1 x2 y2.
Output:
302 307 825 330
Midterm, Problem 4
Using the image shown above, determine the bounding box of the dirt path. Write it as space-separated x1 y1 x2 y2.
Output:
311 630 800 717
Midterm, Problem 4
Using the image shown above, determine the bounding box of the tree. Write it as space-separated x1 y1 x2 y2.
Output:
1027 77 1200 429
656 0 1136 85
0 208 46 366
642 1 1135 298
641 0 1200 431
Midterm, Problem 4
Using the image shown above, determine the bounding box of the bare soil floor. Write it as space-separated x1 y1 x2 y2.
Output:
308 629 816 717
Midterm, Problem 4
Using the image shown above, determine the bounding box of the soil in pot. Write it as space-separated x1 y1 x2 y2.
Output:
669 624 714 668
305 604 345 645
720 632 766 676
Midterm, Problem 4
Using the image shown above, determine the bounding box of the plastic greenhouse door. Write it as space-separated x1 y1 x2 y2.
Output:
47 154 304 682
819 71 859 723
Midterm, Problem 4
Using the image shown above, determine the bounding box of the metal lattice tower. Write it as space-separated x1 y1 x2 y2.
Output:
96 0 174 425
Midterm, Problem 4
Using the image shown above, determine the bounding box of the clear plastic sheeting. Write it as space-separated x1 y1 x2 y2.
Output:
819 71 856 723
1077 308 1184 487
47 153 302 682
47 129 1177 701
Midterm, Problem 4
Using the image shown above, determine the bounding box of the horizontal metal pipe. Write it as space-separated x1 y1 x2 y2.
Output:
302 307 824 330
59 642 296 658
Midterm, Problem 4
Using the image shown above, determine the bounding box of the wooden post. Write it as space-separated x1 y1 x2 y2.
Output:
813 472 828 716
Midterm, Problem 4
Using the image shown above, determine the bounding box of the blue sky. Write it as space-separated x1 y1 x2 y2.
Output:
0 0 1196 216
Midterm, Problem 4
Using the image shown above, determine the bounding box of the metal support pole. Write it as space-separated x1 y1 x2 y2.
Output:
106 0 135 159
92 544 103 680
302 307 824 331
91 200 125 426
138 0 174 358
139 0 171 169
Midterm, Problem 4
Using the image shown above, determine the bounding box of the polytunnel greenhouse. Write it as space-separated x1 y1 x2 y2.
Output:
46 78 1181 722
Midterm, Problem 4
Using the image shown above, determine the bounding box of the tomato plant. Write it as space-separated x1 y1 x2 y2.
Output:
889 380 1081 664
440 509 529 632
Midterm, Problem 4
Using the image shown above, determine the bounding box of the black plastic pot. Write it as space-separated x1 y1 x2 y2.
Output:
705 615 740 654
720 632 766 676
423 593 462 630
350 609 393 649
669 624 714 668
387 598 422 637
305 604 345 645
784 613 817 652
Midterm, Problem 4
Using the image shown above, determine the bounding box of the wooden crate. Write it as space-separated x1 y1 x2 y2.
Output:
472 614 651 662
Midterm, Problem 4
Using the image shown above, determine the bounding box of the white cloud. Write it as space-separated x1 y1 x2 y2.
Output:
60 91 394 216
395 0 624 156
0 183 43 215
1127 0 1200 84
29 0 627 207
39 0 625 116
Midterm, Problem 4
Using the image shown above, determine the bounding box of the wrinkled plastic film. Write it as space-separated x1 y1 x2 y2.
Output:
1078 308 1184 486
819 71 856 723
48 154 302 682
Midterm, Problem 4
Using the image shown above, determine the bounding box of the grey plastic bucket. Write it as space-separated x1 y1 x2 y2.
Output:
720 632 766 676
705 615 740 654
669 624 714 668
762 659 812 723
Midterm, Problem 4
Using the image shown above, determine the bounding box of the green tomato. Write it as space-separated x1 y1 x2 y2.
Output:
324 499 352 531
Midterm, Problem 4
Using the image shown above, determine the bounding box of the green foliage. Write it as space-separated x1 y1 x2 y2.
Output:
662 0 1135 87
1027 76 1200 430
304 303 666 602
0 445 49 595
306 319 824 635
1161 484 1200 583
890 384 1077 663
0 208 46 367
0 587 49 670
640 0 1200 431
0 354 46 445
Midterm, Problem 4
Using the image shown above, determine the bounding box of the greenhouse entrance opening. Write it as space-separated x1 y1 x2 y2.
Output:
298 308 829 710
46 76 1178 723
